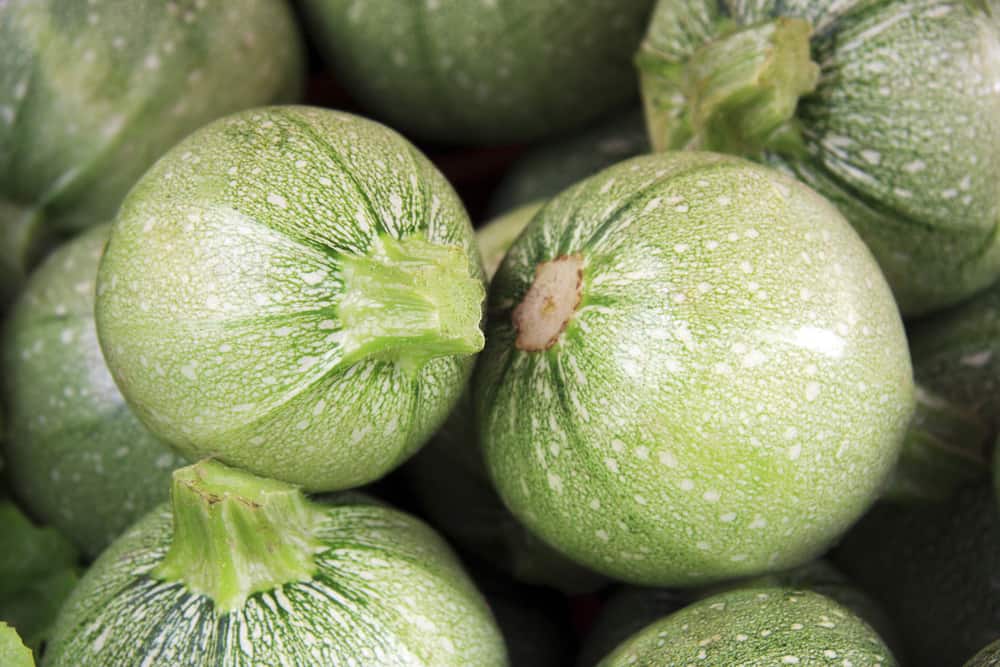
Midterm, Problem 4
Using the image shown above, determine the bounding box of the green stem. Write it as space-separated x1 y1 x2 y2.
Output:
152 460 324 613
883 384 993 503
638 17 819 155
338 234 485 373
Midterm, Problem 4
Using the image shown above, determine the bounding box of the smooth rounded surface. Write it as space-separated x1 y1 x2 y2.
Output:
596 588 895 666
0 0 303 231
476 152 914 585
95 106 484 491
2 225 185 557
299 0 655 145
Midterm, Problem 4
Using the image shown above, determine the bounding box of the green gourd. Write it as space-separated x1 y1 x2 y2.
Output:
298 0 655 145
3 225 186 557
95 106 486 492
43 460 506 666
475 152 913 586
0 0 303 233
595 588 895 666
636 0 1000 316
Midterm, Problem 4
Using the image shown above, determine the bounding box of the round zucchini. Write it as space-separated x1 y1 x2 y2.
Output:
595 587 895 666
637 0 1000 316
298 0 655 145
95 106 486 492
475 152 914 586
43 460 506 667
2 225 185 557
0 0 303 233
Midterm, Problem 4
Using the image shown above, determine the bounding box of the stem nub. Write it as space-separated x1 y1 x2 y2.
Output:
513 254 584 352
638 17 820 155
338 235 485 373
153 460 324 613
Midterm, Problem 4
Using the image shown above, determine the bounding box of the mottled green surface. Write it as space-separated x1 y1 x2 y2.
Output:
44 494 506 666
597 588 894 666
639 0 1000 316
96 106 485 491
968 640 1000 667
476 152 914 585
0 0 303 232
837 484 1000 667
300 0 654 145
488 110 649 216
2 226 185 557
0 501 78 656
405 202 606 592
0 623 34 667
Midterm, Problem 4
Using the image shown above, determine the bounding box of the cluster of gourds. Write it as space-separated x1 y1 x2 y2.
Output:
1 0 999 665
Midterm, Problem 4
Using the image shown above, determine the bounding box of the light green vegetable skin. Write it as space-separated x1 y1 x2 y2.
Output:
596 588 894 666
476 152 913 586
96 106 486 492
0 0 303 233
44 460 506 666
0 622 34 667
3 225 186 558
299 0 655 145
637 0 1000 316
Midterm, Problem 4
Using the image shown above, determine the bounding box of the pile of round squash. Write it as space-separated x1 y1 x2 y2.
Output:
1 0 998 665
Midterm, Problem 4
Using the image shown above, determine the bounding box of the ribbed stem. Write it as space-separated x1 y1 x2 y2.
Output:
153 460 324 613
883 384 993 503
638 17 819 155
338 234 485 373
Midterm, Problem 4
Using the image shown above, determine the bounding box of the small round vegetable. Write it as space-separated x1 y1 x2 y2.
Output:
637 0 1000 316
836 483 1000 667
43 459 507 667
2 225 185 557
299 0 655 145
476 152 913 586
595 588 895 666
96 106 486 491
0 0 303 232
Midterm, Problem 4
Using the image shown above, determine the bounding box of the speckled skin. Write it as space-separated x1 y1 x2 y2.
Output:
475 152 914 585
836 484 1000 667
0 0 303 232
95 106 485 492
488 109 650 216
299 0 654 145
596 588 895 666
43 500 506 667
2 226 186 558
640 0 1000 316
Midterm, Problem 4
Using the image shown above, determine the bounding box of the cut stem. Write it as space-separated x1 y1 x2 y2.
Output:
638 17 820 155
153 460 324 613
338 235 485 373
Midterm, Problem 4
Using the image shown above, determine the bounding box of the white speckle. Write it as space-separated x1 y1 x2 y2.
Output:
805 382 820 401
739 261 753 274
658 450 677 468
596 529 609 542
750 516 767 529
60 328 74 344
717 195 732 206
788 444 802 460
267 193 288 208
547 473 563 493
275 326 294 337
789 326 845 358
703 490 720 502
781 657 800 665
904 159 926 173
389 193 404 216
679 479 695 491
294 159 307 169
894 187 913 198
696 541 710 550
297 356 320 372
790 623 804 630
156 454 176 469
611 439 625 453
634 494 647 505
144 54 160 70
942 188 958 199
743 350 766 367
730 554 748 562
589 499 601 510
319 320 337 330
313 400 326 416
319 176 333 186
736 634 749 642
720 512 736 522
675 203 690 213
635 446 649 460
860 150 881 165
605 458 620 473
674 243 689 253
823 650 838 658
961 350 992 367
180 362 197 380
300 269 326 285
643 197 662 213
